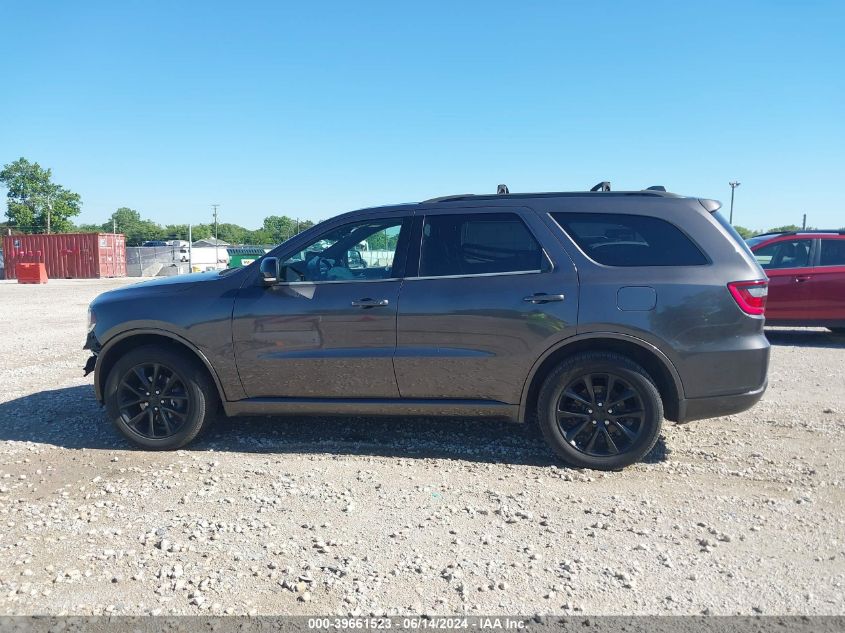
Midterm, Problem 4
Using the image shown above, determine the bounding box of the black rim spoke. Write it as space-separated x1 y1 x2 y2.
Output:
126 409 147 429
602 427 619 454
558 409 590 419
132 367 149 389
161 373 177 395
563 390 592 408
607 389 636 409
118 362 190 440
161 405 187 418
611 419 637 441
585 427 600 453
565 419 591 443
556 371 646 458
583 375 596 403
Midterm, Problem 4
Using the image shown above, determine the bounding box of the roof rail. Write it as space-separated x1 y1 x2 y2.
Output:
763 229 845 237
590 181 611 192
497 184 509 195
645 185 666 191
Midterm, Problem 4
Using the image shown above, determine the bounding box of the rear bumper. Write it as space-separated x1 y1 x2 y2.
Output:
676 378 767 423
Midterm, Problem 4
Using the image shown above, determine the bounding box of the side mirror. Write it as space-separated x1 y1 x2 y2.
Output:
259 257 279 285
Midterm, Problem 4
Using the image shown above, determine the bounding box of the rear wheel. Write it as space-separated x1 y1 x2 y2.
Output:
104 345 217 450
537 352 663 470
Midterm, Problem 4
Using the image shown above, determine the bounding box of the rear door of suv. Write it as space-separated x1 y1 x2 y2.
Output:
394 206 578 405
811 236 845 323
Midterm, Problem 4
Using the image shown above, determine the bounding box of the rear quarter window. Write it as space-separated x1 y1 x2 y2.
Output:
550 212 708 267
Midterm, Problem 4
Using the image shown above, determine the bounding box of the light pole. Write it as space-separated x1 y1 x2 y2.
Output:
728 181 741 224
211 204 220 268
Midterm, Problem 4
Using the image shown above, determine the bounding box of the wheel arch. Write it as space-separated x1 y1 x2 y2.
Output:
95 329 226 405
520 333 684 423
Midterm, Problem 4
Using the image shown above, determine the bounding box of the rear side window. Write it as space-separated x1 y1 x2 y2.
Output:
551 213 707 266
419 212 544 277
819 239 845 266
753 239 811 269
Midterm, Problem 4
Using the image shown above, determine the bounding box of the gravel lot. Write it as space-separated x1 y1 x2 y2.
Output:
0 278 843 617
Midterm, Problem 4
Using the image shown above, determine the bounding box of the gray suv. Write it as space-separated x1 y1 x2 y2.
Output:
84 185 770 469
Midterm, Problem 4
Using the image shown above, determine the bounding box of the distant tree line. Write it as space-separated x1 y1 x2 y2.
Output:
75 207 315 247
0 157 314 246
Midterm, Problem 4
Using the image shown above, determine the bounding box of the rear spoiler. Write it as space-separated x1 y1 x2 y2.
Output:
698 199 722 213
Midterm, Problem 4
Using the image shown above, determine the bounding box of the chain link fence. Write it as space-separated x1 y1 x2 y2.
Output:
126 246 190 277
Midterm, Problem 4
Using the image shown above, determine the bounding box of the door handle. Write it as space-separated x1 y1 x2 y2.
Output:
351 298 389 308
794 276 813 283
523 293 565 304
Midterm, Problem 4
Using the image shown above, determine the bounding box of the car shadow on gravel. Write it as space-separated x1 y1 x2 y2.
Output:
0 385 669 466
766 327 845 348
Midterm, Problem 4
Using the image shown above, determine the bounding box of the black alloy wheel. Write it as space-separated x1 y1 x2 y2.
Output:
104 344 217 450
117 362 191 439
555 372 646 457
537 352 663 470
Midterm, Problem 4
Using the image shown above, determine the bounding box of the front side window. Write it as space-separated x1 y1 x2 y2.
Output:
819 239 845 266
551 212 708 267
280 218 405 282
753 239 811 269
418 212 544 277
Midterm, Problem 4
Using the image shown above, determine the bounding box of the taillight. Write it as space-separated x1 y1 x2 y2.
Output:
727 280 768 315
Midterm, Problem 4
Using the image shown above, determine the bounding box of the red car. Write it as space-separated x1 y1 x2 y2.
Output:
747 231 845 333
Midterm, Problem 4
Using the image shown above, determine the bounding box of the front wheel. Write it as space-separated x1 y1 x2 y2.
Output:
537 352 663 470
104 345 217 450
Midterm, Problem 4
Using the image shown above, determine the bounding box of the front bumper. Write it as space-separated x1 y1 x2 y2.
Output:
676 378 768 423
83 330 100 377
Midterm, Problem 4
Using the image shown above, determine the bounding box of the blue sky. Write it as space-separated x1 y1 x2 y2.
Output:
1 1 843 230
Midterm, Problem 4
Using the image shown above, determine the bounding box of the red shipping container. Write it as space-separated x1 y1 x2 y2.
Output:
2 233 126 279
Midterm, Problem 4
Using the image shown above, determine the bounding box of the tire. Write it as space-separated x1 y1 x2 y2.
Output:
104 344 217 450
537 352 663 470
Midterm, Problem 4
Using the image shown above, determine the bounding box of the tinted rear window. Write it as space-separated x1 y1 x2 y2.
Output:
551 213 708 267
419 213 544 277
819 239 845 266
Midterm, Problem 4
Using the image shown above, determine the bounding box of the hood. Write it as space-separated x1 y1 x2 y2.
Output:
93 271 235 303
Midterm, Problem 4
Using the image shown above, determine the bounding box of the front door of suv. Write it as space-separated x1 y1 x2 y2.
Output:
232 214 412 398
752 237 815 321
394 208 578 404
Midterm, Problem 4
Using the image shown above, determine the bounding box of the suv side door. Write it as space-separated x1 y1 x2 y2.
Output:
232 212 412 398
811 236 845 323
751 237 815 321
394 206 578 404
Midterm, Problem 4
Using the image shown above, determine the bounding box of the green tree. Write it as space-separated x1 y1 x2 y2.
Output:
105 207 166 245
0 157 82 233
732 225 758 239
75 222 104 233
765 224 803 233
261 215 313 243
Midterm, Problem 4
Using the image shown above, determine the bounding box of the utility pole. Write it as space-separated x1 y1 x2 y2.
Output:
802 214 807 230
728 181 741 224
211 204 220 268
188 224 193 272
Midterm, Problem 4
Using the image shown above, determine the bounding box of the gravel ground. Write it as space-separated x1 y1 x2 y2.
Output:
0 278 843 617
